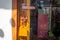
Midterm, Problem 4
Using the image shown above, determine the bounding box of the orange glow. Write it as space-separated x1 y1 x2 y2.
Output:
12 0 17 40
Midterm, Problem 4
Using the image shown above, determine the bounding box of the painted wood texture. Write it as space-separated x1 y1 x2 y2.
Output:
38 14 48 38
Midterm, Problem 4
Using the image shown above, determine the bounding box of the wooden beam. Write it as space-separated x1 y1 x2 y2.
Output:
12 0 17 40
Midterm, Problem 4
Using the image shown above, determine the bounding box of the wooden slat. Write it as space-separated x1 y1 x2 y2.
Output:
26 0 30 40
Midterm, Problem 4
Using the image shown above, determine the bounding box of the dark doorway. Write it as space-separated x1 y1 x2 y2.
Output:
30 0 38 40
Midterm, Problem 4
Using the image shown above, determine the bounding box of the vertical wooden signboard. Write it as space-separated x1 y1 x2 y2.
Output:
18 0 30 40
38 14 48 39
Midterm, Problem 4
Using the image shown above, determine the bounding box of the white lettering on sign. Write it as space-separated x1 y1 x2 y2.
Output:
22 6 35 9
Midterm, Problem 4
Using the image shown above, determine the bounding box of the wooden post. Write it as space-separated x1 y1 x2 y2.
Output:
12 0 17 40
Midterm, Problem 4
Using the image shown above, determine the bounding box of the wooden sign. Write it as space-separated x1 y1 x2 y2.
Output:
38 14 48 38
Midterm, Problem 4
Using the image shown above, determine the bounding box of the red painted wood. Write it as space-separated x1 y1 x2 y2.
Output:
38 14 48 38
